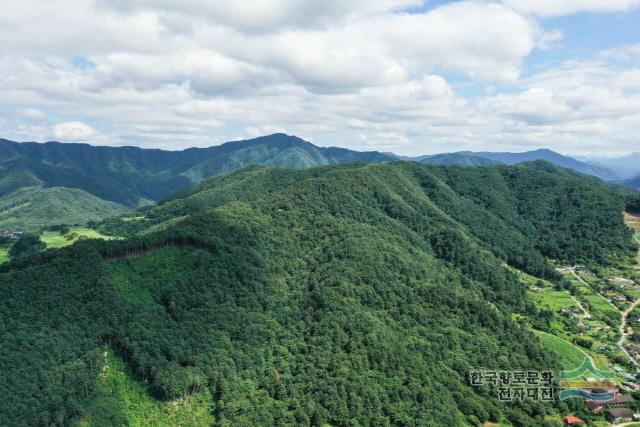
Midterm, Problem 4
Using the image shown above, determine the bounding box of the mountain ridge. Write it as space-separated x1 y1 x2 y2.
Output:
1 160 633 426
1 134 635 232
0 134 393 230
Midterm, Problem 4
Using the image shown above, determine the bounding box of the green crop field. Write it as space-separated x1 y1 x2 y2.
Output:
529 288 577 311
41 227 120 248
535 331 588 370
581 293 619 318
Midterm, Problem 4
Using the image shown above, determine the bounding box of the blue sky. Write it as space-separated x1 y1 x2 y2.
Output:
1 0 639 156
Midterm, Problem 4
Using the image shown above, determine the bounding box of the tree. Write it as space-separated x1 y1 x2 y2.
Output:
8 234 45 258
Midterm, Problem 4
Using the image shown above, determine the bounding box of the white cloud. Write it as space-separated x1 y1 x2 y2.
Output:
502 0 640 17
536 29 564 50
53 121 98 141
21 108 46 120
0 0 638 156
99 0 424 32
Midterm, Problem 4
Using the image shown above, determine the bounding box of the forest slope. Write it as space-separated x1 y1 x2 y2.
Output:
0 187 129 231
0 162 634 426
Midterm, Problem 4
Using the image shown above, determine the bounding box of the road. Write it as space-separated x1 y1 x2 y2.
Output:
618 298 640 367
568 292 591 319
570 270 618 311
570 269 639 367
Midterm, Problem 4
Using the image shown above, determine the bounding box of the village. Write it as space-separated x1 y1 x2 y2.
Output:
526 254 640 425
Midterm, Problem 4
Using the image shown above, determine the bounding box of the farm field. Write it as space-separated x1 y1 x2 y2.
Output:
41 227 120 248
534 331 587 370
580 292 620 319
529 288 577 311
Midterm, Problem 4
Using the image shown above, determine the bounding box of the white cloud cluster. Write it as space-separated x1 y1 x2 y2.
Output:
100 0 424 32
0 0 638 155
502 0 640 17
53 122 99 141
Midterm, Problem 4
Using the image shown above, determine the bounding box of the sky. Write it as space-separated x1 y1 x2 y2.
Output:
1 1 639 156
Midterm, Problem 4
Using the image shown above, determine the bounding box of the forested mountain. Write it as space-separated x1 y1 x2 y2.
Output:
623 174 640 190
0 187 129 231
0 134 391 230
583 152 640 180
394 148 619 180
1 133 635 233
442 149 618 180
0 161 633 426
420 153 500 167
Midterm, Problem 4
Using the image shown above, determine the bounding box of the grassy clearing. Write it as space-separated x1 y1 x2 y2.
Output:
535 331 588 370
529 288 577 311
41 227 120 248
0 245 10 264
108 247 206 305
77 350 214 427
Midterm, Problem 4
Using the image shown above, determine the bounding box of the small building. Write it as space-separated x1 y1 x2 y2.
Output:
605 407 634 423
622 381 640 391
615 295 628 302
586 393 635 411
591 387 610 395
1 230 23 239
626 345 640 355
562 415 583 426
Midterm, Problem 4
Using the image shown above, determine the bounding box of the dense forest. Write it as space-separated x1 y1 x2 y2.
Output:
0 134 393 231
0 161 634 426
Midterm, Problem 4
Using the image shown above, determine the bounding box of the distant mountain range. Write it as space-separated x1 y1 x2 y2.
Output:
579 153 640 179
419 153 500 167
0 134 393 230
575 153 640 190
1 133 638 231
409 149 619 181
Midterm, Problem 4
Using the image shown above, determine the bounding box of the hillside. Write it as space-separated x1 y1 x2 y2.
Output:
0 134 392 230
583 152 640 180
0 134 392 207
0 161 634 426
623 174 640 190
453 149 619 181
420 153 499 167
0 187 129 231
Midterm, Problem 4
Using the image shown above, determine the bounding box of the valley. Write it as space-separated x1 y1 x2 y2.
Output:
509 212 640 425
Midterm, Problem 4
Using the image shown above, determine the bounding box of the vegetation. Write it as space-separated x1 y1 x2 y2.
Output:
534 332 587 370
0 161 635 426
0 186 129 232
8 233 45 258
41 227 120 249
0 134 391 207
0 245 9 264
77 351 215 427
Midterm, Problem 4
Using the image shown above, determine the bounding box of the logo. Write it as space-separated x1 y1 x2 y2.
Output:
469 370 555 402
558 358 616 401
